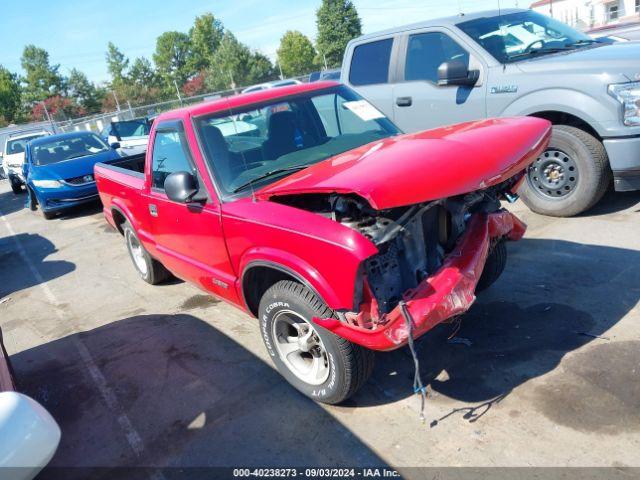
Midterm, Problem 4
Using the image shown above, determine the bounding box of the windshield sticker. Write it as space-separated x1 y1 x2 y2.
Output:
343 100 385 121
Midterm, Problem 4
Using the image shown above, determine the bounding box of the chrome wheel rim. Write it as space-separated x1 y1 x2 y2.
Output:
126 230 148 276
271 310 330 385
527 149 579 199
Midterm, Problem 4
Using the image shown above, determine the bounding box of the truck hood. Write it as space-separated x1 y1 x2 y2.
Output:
257 117 551 210
31 150 121 181
516 42 640 78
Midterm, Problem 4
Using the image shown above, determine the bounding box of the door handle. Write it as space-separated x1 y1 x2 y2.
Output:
149 204 158 217
396 96 412 107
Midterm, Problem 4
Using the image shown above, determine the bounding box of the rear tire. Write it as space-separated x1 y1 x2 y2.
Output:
519 125 610 217
477 240 507 292
122 221 170 284
259 280 374 404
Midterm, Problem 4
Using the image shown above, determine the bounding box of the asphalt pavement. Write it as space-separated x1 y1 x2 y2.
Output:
0 180 639 478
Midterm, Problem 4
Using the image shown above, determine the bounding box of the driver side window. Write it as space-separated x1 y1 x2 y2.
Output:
151 128 195 190
404 32 469 83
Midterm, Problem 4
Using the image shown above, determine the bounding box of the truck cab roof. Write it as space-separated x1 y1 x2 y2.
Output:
155 81 340 123
351 8 525 42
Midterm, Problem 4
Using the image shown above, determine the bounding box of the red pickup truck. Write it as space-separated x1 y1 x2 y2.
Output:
95 82 550 403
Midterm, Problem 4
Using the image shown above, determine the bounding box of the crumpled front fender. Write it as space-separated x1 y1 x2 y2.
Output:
314 210 526 351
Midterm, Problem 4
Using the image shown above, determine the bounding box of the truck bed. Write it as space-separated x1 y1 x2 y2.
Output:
95 152 147 230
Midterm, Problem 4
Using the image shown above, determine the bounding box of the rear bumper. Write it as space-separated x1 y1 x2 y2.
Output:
314 211 526 351
604 136 640 191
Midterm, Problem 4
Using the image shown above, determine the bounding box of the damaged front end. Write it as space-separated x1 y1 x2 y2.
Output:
272 177 527 351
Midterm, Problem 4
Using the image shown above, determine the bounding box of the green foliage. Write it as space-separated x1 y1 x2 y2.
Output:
153 31 193 92
248 52 276 85
204 32 274 91
20 45 64 104
0 65 21 123
316 0 362 68
277 31 317 77
67 68 103 113
105 42 129 88
128 57 158 88
189 13 224 72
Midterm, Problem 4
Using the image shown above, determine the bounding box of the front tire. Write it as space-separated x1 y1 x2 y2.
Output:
259 280 374 404
519 125 610 217
10 179 22 194
123 221 170 285
476 240 507 292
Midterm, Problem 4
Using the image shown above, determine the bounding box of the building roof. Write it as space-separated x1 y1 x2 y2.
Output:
530 0 552 8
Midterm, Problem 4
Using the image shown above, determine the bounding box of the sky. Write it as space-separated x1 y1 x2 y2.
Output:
0 0 522 84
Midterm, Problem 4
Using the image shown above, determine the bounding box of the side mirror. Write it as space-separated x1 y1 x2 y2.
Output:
110 142 121 149
164 171 200 203
437 60 479 87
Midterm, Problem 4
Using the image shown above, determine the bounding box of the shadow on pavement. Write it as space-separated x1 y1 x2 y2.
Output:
12 314 387 477
352 238 640 427
0 188 27 216
0 232 75 299
582 189 640 216
54 200 103 220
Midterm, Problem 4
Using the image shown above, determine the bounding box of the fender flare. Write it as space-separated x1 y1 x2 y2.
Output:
238 248 346 312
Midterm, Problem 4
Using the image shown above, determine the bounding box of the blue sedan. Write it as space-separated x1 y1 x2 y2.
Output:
23 131 122 219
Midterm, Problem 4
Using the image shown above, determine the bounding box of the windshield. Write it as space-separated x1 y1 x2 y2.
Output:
111 119 151 139
6 134 46 155
195 85 400 197
457 11 594 63
32 134 110 166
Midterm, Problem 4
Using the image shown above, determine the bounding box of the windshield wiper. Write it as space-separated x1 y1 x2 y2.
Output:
567 39 597 46
66 153 90 160
508 46 573 61
231 165 308 193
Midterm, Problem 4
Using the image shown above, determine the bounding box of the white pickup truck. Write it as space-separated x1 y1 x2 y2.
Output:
100 117 151 155
2 130 51 194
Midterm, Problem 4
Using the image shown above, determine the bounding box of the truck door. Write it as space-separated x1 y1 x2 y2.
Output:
146 121 237 303
343 35 398 121
391 29 487 132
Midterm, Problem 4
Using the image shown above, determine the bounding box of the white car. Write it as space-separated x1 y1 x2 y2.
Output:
0 328 60 479
100 117 151 154
2 130 51 194
241 78 303 94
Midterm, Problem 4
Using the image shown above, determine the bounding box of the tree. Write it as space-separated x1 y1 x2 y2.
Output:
277 31 317 77
31 95 83 122
248 52 275 85
128 57 158 88
315 0 362 68
182 73 207 96
20 45 64 104
105 42 129 88
204 32 274 91
188 13 224 72
153 31 192 91
0 66 21 123
67 68 103 113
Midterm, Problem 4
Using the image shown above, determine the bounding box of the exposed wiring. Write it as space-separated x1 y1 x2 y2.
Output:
400 300 426 423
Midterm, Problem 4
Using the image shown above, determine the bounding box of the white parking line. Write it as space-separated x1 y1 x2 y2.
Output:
0 208 164 477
